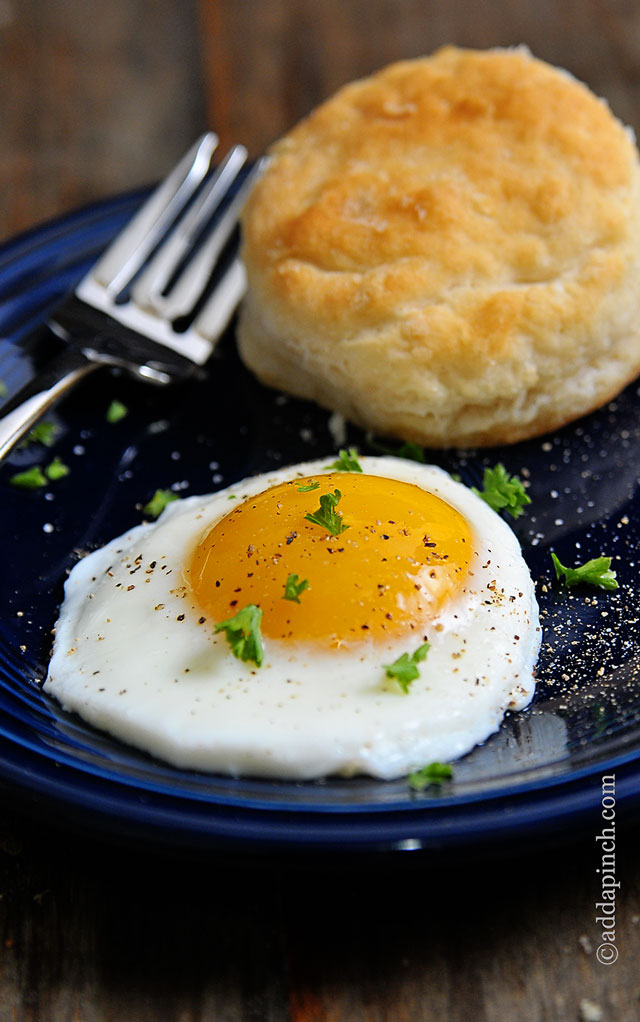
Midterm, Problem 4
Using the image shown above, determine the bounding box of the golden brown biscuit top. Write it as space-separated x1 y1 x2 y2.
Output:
242 47 640 362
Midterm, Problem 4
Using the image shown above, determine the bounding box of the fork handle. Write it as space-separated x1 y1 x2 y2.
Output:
0 343 100 462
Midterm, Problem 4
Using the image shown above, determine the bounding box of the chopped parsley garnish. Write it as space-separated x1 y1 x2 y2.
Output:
143 488 180 519
328 447 363 472
403 443 425 462
214 604 264 666
9 457 69 489
384 642 430 693
392 441 426 463
408 762 453 791
283 573 309 603
106 399 128 424
472 463 530 518
297 480 320 492
0 379 7 397
9 465 47 489
20 421 57 448
304 488 349 536
44 457 69 481
551 552 618 591
371 439 426 463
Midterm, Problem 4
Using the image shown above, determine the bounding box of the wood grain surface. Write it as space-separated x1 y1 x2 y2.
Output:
1 813 640 1021
0 0 207 240
2 1 640 1019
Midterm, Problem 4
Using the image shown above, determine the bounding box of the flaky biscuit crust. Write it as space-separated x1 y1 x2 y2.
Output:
238 46 640 447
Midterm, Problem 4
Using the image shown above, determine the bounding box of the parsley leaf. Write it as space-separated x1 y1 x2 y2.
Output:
9 465 47 489
106 400 128 424
328 447 363 472
0 379 7 398
472 463 530 518
283 573 309 603
393 441 426 463
371 439 426 463
20 421 58 448
551 552 618 591
44 457 69 481
408 762 453 791
143 488 180 519
214 604 264 666
9 457 69 488
384 642 430 693
304 489 349 536
297 480 320 492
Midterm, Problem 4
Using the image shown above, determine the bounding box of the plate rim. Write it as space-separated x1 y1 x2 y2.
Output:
2 190 640 850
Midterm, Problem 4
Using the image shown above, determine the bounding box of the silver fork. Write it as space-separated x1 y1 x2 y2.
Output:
0 132 261 462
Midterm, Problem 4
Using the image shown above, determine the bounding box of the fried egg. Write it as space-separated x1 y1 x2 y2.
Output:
44 456 541 779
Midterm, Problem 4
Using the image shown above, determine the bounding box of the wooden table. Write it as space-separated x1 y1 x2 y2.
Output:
2 2 640 1018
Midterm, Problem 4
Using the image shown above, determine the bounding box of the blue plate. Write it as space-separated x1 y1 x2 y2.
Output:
2 194 640 852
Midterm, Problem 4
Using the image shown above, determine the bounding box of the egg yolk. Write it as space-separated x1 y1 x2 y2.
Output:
188 472 473 647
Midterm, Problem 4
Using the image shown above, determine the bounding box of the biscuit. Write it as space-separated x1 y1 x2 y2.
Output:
238 46 640 448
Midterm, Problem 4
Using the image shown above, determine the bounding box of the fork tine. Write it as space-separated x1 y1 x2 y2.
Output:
192 256 247 343
130 143 248 314
143 159 265 322
92 131 219 296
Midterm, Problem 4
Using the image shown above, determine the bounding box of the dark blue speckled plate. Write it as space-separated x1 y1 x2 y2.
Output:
1 193 640 852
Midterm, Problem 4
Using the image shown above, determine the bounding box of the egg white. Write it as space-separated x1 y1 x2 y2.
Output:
44 456 541 780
